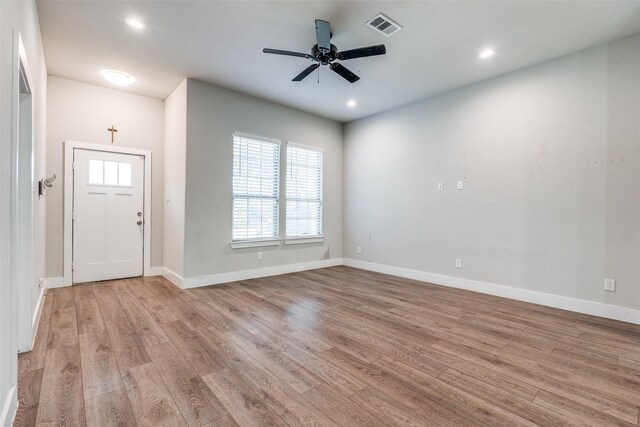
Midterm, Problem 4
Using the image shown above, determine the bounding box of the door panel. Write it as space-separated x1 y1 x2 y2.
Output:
73 149 144 283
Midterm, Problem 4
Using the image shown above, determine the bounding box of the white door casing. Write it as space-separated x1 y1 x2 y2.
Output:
72 149 144 283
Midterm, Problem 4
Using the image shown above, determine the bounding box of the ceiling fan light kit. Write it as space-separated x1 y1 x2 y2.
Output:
263 19 386 83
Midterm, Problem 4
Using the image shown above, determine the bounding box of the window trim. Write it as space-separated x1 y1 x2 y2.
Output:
229 238 281 249
284 236 324 245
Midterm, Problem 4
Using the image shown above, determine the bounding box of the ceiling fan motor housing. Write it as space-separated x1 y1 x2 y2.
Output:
312 44 338 65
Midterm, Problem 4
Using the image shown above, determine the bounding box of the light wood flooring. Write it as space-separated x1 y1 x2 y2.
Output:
14 266 640 426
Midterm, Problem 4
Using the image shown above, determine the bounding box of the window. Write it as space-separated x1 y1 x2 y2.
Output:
286 143 323 238
232 133 281 241
88 159 132 186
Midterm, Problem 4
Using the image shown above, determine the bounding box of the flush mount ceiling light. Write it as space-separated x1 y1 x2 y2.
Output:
101 70 135 86
125 18 146 30
346 100 357 108
478 48 496 59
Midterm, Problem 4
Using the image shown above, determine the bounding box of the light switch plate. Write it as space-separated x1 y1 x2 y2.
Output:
437 183 444 191
457 181 464 190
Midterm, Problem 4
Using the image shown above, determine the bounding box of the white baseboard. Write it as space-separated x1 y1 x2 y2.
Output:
343 259 640 325
145 266 164 277
161 267 183 288
163 258 344 289
0 385 17 427
44 276 69 289
47 257 638 324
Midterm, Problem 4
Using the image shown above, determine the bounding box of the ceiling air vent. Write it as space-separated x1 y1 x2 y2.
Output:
366 13 402 37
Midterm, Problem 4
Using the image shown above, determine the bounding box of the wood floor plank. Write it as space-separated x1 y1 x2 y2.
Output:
319 345 489 426
202 369 287 427
440 367 612 426
93 285 151 371
302 383 390 427
143 340 228 426
432 338 640 421
19 268 640 427
259 380 338 427
122 362 186 427
47 307 78 350
159 320 225 376
223 325 322 394
85 390 136 427
35 344 85 426
349 385 442 427
114 284 170 347
76 297 106 335
125 281 179 324
197 327 279 390
533 389 637 427
79 330 124 400
13 368 43 427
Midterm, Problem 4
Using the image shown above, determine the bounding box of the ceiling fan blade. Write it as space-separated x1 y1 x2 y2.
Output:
263 48 311 59
337 44 386 61
315 19 331 52
330 63 360 83
292 63 320 82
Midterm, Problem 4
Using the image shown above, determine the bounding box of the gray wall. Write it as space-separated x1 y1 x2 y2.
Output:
0 0 47 421
163 80 187 277
46 76 165 276
182 79 343 278
344 34 640 311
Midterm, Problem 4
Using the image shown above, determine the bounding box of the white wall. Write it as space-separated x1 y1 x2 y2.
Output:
181 79 343 279
344 34 640 311
46 76 165 278
163 80 187 277
0 1 47 425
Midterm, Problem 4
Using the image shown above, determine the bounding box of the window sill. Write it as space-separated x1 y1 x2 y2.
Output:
284 236 325 245
230 239 281 249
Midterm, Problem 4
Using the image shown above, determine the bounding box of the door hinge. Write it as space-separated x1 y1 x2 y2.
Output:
72 211 77 220
71 262 75 271
72 162 76 170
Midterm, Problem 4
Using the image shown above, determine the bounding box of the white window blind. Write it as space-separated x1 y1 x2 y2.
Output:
286 143 323 237
232 134 280 241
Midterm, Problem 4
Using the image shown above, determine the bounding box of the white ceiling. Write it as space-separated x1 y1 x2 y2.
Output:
37 1 640 122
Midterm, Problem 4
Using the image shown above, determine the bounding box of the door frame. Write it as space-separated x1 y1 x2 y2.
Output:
13 33 38 352
63 141 152 286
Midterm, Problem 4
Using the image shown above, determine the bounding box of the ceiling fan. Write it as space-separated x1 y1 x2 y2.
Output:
263 19 386 83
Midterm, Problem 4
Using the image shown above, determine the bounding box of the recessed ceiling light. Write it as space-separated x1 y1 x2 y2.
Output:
126 18 146 30
101 70 135 86
478 48 496 59
346 100 357 108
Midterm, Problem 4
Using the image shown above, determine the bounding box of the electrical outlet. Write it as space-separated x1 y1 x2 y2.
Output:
38 275 45 288
455 259 462 269
437 183 444 191
258 252 263 260
604 278 615 292
356 246 362 254
457 181 464 190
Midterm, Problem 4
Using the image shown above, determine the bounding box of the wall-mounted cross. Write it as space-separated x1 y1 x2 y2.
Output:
107 125 118 143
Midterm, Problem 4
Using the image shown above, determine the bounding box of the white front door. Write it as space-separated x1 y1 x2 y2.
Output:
73 148 144 283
